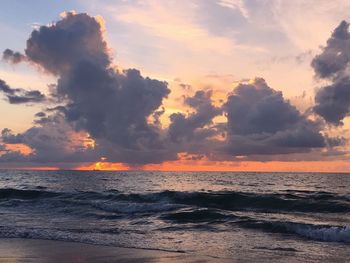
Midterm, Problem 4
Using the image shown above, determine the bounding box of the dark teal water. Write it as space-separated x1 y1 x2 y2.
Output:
0 170 349 261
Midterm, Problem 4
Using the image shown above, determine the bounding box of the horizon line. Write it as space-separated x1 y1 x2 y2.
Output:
0 168 349 174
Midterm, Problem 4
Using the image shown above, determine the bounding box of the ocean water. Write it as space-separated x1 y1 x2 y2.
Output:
0 170 349 262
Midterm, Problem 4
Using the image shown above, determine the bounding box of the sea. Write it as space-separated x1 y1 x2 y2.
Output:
0 170 349 262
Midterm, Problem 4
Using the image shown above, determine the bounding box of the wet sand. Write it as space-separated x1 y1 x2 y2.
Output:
0 238 348 262
0 238 225 263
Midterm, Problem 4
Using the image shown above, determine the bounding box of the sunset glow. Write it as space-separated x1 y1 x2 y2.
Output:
1 3 350 262
0 1 350 172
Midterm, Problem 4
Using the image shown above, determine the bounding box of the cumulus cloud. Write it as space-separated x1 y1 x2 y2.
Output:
1 12 173 166
25 12 110 75
168 90 222 143
314 77 350 125
312 21 350 125
0 79 45 104
311 21 350 80
223 78 326 155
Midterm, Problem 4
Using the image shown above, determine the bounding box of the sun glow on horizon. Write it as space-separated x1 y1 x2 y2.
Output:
75 158 350 173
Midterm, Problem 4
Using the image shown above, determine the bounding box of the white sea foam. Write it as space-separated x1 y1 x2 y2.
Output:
289 224 350 243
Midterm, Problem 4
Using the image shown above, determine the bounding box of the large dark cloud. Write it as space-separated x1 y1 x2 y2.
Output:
223 78 326 155
0 79 45 104
312 21 350 125
1 12 175 165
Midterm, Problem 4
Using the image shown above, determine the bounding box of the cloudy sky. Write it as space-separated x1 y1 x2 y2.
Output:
1 0 350 171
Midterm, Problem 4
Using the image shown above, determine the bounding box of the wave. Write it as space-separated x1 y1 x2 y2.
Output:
0 226 185 253
0 188 60 199
161 208 231 223
161 208 350 243
0 188 349 245
240 220 350 243
0 215 348 245
165 191 350 213
0 188 349 214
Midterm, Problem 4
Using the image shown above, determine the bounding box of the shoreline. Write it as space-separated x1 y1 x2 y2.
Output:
0 238 225 263
0 236 349 262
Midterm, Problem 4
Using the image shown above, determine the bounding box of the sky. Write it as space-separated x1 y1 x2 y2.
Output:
0 0 350 171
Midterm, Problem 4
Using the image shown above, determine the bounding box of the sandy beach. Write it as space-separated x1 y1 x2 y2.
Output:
0 238 227 263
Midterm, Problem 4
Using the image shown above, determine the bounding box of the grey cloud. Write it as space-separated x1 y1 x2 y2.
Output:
152 107 165 127
60 64 171 159
35 112 46 118
164 90 224 162
0 79 45 104
223 78 326 155
2 49 26 64
311 21 350 125
0 79 18 95
8 90 45 104
0 151 28 163
46 106 67 113
324 135 346 148
168 90 222 143
179 83 192 90
311 21 350 79
0 114 96 164
1 128 24 144
25 12 110 75
314 76 350 125
3 12 173 165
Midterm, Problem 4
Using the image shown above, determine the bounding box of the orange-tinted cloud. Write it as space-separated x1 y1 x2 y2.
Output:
4 144 32 155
